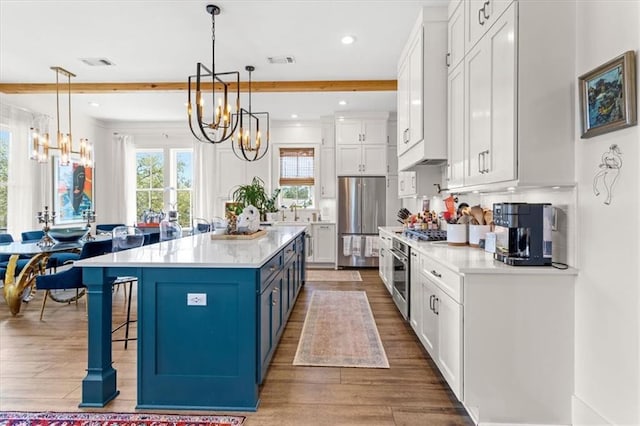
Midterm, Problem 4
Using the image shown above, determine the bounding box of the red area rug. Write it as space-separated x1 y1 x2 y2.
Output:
0 411 245 426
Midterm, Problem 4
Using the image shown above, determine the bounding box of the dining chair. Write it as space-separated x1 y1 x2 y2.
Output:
192 218 212 234
96 223 125 234
35 238 113 320
111 226 145 349
0 234 31 278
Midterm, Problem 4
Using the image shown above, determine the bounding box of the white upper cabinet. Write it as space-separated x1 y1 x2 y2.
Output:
464 6 516 186
396 6 448 172
447 0 465 71
336 114 389 176
465 0 514 53
448 0 576 190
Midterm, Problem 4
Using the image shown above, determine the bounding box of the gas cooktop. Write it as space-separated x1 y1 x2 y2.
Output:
403 229 448 241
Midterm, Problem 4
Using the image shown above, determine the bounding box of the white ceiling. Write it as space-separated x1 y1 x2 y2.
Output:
0 0 446 122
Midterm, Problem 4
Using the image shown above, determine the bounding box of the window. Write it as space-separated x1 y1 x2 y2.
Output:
0 130 8 231
173 149 193 228
135 149 193 229
279 147 315 208
136 150 164 221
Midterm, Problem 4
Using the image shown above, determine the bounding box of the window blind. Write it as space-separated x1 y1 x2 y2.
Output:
279 147 315 186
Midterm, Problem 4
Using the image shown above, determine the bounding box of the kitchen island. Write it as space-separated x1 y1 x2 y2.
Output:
76 226 307 411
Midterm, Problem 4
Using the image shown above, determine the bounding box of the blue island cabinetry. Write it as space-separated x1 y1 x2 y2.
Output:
77 228 306 412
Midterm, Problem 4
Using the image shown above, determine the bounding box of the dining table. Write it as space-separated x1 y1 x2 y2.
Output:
1 239 87 315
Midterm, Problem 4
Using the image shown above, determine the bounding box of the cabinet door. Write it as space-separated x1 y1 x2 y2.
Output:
336 145 362 175
379 246 387 283
420 275 439 358
447 62 465 188
466 0 489 52
447 0 465 71
362 119 387 145
336 119 362 145
321 119 335 147
484 3 516 184
397 60 410 156
436 288 463 400
464 34 491 186
320 147 336 198
409 252 422 334
271 274 283 342
361 145 387 175
385 175 400 227
313 224 336 263
259 282 273 368
407 31 424 149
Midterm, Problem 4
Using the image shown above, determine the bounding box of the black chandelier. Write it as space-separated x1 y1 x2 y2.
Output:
231 66 270 162
187 4 240 144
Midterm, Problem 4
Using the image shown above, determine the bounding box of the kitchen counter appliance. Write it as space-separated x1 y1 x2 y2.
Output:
493 202 553 266
390 237 410 320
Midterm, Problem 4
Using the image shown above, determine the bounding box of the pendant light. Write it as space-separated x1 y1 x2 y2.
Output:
29 66 92 167
187 4 240 144
232 66 270 162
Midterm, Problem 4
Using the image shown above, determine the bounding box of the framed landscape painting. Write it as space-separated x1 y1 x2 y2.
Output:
579 50 637 138
53 158 94 224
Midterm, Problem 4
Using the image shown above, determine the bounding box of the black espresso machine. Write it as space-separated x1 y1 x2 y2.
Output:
493 202 553 266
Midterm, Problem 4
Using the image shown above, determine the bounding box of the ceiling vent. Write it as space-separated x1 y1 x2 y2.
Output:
79 57 115 67
267 56 296 65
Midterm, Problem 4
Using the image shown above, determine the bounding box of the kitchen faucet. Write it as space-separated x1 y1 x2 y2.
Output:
290 204 299 221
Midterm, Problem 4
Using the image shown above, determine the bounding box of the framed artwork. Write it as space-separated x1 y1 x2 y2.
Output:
53 158 94 224
579 50 637 139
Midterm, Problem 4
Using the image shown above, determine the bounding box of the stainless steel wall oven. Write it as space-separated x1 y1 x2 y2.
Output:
390 237 410 320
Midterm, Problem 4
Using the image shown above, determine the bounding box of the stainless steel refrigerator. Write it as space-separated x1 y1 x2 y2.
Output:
338 176 386 267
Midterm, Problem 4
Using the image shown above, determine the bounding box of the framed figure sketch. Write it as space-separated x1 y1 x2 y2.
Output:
53 158 94 224
579 50 637 138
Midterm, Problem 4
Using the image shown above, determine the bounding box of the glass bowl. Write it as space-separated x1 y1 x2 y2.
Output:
48 227 90 242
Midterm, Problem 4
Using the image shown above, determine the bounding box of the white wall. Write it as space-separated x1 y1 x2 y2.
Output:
573 1 639 424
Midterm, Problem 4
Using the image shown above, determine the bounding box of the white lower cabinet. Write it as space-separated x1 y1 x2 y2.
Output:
308 223 336 264
378 231 394 294
404 243 575 425
409 250 463 401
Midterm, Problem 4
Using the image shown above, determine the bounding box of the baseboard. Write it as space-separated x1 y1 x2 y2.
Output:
572 395 612 425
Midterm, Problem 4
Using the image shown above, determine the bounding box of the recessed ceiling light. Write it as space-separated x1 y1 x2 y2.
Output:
88 102 100 107
291 114 298 119
341 35 356 45
472 190 479 194
507 186 516 192
338 100 347 106
552 186 561 190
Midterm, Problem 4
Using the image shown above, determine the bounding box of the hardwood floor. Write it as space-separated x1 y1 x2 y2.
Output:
0 269 472 425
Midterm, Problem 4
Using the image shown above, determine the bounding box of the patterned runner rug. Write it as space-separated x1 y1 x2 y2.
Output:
306 270 362 282
293 290 389 369
0 411 245 426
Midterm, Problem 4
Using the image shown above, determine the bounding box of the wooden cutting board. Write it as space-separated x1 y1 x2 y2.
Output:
210 229 267 240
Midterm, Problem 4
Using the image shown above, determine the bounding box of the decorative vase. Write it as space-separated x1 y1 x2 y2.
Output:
446 223 468 246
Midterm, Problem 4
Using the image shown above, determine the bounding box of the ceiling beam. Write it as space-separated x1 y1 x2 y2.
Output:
0 79 397 94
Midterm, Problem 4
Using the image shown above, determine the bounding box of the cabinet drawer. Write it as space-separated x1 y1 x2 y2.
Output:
283 239 296 265
260 253 282 292
421 255 463 303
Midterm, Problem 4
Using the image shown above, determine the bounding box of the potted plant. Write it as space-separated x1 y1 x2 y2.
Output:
232 176 268 219
263 188 281 222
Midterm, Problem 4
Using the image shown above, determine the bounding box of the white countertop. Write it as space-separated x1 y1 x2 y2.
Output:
76 226 307 269
379 227 577 275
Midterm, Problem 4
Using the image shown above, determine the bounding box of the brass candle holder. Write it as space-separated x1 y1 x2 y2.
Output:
36 206 56 248
82 209 96 241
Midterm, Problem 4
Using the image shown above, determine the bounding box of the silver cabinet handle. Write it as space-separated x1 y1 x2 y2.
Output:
429 294 435 311
362 164 365 172
320 225 329 229
483 0 491 19
481 149 490 173
433 297 439 315
478 5 485 25
269 265 276 272
430 270 442 278
478 152 483 174
446 52 451 67
362 133 365 142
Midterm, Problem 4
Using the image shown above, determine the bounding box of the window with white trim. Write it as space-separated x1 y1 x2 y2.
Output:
279 147 315 208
